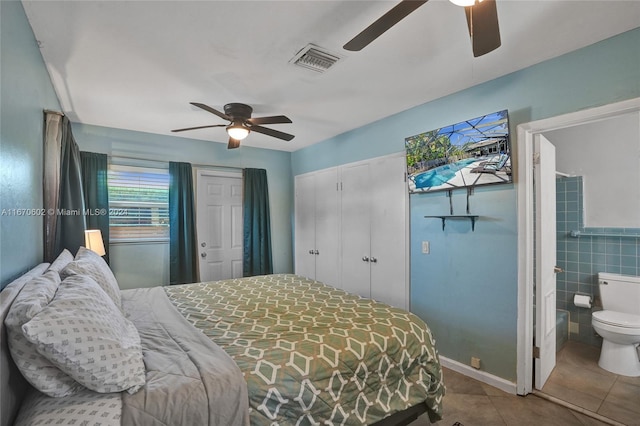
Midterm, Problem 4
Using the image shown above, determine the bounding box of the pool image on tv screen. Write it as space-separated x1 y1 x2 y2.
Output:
405 110 511 194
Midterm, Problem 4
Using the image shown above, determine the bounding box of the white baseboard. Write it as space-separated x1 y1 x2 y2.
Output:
440 356 517 395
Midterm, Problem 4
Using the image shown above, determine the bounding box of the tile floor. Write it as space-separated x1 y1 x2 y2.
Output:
539 340 640 426
410 341 640 425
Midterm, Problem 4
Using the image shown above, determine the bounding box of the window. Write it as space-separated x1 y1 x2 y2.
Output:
107 163 169 242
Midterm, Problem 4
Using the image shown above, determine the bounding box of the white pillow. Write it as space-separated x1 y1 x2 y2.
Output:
61 246 121 309
4 270 83 397
47 249 74 273
22 274 146 394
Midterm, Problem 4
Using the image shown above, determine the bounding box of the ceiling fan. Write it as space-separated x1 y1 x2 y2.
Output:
172 102 294 149
343 0 501 58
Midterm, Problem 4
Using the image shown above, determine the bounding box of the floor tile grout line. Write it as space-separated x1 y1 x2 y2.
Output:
598 373 626 416
485 395 509 426
532 390 625 426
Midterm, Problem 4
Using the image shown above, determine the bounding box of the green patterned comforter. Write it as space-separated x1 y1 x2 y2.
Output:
164 274 444 425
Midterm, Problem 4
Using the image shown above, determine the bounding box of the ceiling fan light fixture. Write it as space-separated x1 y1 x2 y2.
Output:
226 123 249 140
450 0 481 7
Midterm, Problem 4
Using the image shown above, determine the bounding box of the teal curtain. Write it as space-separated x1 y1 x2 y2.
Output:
53 116 86 259
80 151 110 263
243 168 273 276
169 162 198 284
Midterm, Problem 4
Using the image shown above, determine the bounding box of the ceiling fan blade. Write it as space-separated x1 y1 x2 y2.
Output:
227 137 241 149
248 115 292 125
465 0 501 57
171 124 226 132
250 125 295 141
343 0 428 51
190 102 231 121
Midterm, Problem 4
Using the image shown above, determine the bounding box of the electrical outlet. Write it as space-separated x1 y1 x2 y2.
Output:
471 357 481 369
422 241 430 254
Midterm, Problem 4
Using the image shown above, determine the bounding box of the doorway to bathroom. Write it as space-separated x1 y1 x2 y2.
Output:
516 97 640 424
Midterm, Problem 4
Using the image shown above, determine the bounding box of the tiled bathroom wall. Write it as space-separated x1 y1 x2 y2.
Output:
556 176 640 347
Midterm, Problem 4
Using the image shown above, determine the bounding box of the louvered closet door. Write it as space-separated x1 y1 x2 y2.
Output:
313 168 340 286
340 162 372 298
369 154 408 309
294 173 316 279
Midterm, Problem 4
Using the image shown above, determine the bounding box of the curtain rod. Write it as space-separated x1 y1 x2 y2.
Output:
108 153 242 171
43 109 64 116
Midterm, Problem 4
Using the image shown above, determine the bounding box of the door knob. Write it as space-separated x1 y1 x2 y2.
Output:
309 249 314 254
553 266 563 273
201 242 206 247
362 256 370 262
314 250 319 255
370 257 378 263
201 252 207 258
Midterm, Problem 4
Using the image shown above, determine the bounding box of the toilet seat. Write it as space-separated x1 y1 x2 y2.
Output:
592 310 640 328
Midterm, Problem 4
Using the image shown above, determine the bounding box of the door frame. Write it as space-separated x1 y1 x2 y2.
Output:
515 97 640 395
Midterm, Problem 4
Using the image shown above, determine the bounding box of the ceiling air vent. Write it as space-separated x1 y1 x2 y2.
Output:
290 44 341 73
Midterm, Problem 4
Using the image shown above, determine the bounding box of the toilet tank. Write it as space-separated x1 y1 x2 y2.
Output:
597 272 640 314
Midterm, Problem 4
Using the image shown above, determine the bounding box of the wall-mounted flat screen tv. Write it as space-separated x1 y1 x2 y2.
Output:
405 110 511 194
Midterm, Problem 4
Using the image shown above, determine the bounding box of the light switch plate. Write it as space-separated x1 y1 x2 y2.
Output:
422 241 430 254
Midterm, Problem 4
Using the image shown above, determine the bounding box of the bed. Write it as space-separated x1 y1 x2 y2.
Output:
1 249 444 426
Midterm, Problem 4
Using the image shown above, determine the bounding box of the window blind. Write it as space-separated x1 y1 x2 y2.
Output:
107 164 169 242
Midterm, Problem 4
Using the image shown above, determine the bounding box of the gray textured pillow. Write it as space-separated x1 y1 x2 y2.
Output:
61 246 121 309
22 274 146 394
47 249 74 273
4 270 83 397
14 386 121 426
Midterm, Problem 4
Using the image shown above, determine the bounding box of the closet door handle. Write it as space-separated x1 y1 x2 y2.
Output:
314 250 319 255
309 249 314 254
362 256 370 262
370 257 377 263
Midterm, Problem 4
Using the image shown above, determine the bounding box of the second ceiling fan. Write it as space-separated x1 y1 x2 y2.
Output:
343 0 501 58
172 102 294 149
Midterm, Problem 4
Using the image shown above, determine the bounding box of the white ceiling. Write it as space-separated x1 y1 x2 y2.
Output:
22 0 640 152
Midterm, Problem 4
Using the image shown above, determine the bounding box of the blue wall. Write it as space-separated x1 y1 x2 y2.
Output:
292 28 640 382
0 0 62 288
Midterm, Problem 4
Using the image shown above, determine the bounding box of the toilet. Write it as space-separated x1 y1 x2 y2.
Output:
591 272 640 377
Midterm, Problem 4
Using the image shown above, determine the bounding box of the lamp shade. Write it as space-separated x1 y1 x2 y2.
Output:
450 0 480 6
84 229 106 256
226 123 250 140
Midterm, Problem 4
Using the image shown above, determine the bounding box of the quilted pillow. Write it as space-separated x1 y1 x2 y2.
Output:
47 249 74 273
4 270 83 397
22 274 146 394
61 246 121 309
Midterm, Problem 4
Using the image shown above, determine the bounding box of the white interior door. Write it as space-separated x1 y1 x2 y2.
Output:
340 162 371 298
294 173 317 279
314 168 340 286
369 154 408 309
196 171 243 282
534 134 557 389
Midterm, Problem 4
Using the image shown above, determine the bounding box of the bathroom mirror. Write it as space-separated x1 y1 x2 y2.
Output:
545 110 640 229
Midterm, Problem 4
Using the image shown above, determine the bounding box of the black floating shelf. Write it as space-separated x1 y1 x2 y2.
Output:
424 215 480 231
